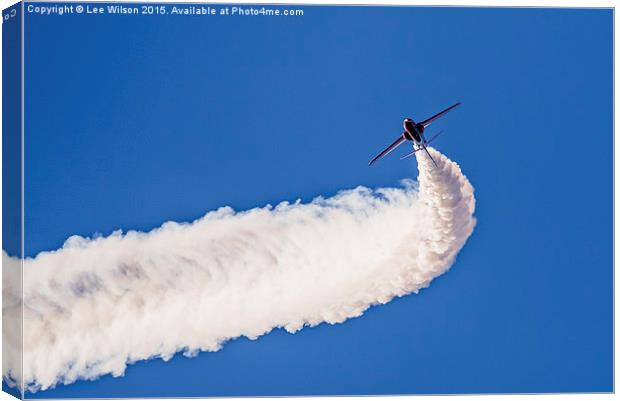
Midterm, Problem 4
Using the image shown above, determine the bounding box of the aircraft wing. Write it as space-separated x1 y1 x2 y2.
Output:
368 134 406 166
420 102 461 128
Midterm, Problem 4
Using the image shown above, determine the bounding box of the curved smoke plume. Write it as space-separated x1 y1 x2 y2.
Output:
3 148 475 392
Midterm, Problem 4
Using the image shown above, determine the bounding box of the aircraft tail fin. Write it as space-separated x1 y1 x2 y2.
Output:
400 145 438 167
401 131 443 163
422 144 438 167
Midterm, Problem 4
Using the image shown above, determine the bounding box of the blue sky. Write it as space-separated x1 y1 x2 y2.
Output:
12 3 614 397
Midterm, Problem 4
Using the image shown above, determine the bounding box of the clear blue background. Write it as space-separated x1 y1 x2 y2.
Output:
17 3 614 397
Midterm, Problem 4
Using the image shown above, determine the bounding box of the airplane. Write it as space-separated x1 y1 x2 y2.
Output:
368 102 461 167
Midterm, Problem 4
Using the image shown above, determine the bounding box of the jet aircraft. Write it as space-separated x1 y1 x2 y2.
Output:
368 102 461 167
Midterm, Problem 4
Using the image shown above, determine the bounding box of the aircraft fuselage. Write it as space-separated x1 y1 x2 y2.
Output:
403 119 424 143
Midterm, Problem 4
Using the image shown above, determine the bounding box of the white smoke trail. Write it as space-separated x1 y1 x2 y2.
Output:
3 148 475 392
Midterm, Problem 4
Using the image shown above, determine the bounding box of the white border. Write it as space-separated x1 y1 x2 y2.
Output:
0 1 615 401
